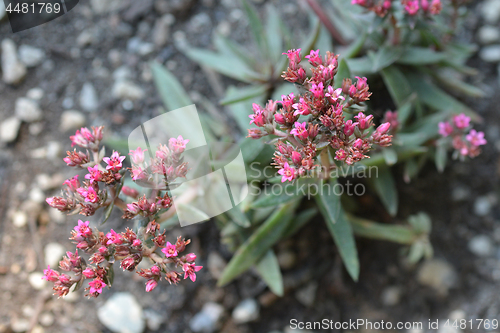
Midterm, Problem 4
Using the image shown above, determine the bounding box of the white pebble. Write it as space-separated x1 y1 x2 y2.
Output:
15 97 43 122
60 110 86 132
29 272 47 290
44 242 66 267
0 117 21 143
11 211 28 228
1 39 27 85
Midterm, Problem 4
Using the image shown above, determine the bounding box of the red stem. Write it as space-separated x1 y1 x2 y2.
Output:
304 0 347 46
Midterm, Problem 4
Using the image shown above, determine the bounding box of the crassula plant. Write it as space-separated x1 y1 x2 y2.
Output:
248 48 393 182
43 127 202 298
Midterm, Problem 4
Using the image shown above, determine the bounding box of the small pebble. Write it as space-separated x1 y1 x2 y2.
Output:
474 195 494 216
1 39 27 85
98 292 145 333
417 259 457 296
0 117 21 143
479 45 500 63
481 0 500 24
207 252 226 280
232 298 259 324
18 45 46 67
468 235 494 257
29 187 45 203
478 26 500 45
11 211 28 228
29 272 47 290
60 110 86 131
15 97 43 122
80 82 99 112
39 312 54 327
143 309 163 331
189 302 224 333
295 282 317 307
44 242 66 267
26 88 44 101
11 318 29 333
381 286 402 306
112 80 145 100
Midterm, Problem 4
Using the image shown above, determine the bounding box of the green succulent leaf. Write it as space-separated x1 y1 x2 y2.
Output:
382 147 398 166
368 46 403 72
397 47 447 65
281 207 318 239
217 201 298 286
221 85 269 106
255 250 284 296
435 139 448 172
240 0 268 56
315 179 359 281
380 65 412 108
370 165 398 216
151 62 192 110
334 59 351 89
265 4 284 63
226 206 251 228
348 215 417 244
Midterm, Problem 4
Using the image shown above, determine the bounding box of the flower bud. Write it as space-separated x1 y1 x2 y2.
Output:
185 253 197 263
82 268 95 279
145 279 158 292
291 151 302 165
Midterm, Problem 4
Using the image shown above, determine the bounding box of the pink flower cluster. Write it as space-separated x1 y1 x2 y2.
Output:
352 0 441 17
43 218 201 298
438 113 487 158
248 49 393 182
44 127 201 299
128 136 189 188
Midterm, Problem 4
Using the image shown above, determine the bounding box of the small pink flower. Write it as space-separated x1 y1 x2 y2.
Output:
145 279 158 292
292 98 311 116
466 130 487 147
335 149 347 161
249 112 265 127
106 229 123 245
131 166 147 181
280 93 295 109
438 122 453 137
453 113 471 129
305 49 323 66
46 197 69 211
151 266 161 275
278 162 296 183
74 220 93 239
325 86 344 104
282 49 302 64
161 242 178 258
82 268 95 279
169 135 189 154
354 112 373 130
63 175 80 191
88 278 106 294
185 253 197 263
126 203 140 215
274 113 286 125
429 0 442 14
351 0 367 5
132 239 142 247
309 82 324 99
290 122 309 140
77 186 100 203
376 122 391 135
129 147 147 164
42 265 59 282
355 76 368 90
85 165 102 184
344 120 358 136
291 151 302 165
183 263 203 282
103 151 126 172
353 138 363 150
405 0 419 15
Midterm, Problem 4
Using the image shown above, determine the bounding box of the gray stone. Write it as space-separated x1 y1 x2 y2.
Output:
15 97 42 122
474 195 494 216
0 117 21 143
277 250 296 270
295 282 317 307
11 211 28 228
232 298 259 324
189 13 211 33
207 252 227 280
468 235 494 257
144 309 163 331
112 80 145 100
0 1 5 21
18 45 46 67
189 302 224 333
28 272 47 290
26 88 44 101
29 187 45 203
11 318 29 333
153 15 174 47
77 30 95 47
478 26 500 45
90 0 122 14
44 242 65 267
60 110 86 131
39 312 54 327
479 45 500 63
481 0 500 24
80 82 99 112
127 37 154 56
417 259 457 296
1 39 27 85
98 292 145 333
451 186 469 202
381 286 402 306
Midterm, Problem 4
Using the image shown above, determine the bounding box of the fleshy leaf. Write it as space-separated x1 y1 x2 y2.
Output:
370 165 398 216
255 250 284 296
